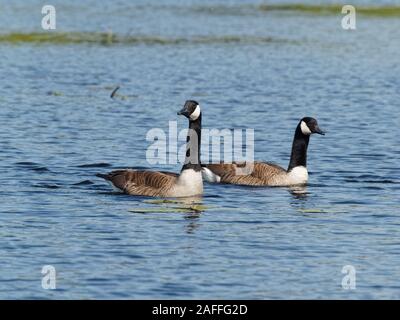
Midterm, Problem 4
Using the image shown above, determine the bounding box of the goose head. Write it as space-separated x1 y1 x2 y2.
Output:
177 100 201 121
299 117 325 136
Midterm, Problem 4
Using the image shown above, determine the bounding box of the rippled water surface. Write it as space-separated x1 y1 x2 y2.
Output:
0 0 399 299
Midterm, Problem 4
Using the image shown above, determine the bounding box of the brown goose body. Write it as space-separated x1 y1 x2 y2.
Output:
97 100 204 198
96 169 202 197
202 117 324 187
203 161 296 186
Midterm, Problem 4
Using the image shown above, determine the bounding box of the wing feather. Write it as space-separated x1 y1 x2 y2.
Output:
204 161 286 186
97 170 178 196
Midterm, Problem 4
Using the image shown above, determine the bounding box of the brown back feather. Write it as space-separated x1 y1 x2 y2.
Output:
205 161 286 186
98 170 178 196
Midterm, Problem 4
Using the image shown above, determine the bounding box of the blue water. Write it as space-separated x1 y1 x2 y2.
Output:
0 0 399 299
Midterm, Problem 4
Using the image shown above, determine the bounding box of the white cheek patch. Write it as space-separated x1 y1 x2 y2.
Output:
300 121 312 135
190 105 201 121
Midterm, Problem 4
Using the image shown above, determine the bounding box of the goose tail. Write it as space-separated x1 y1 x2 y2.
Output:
95 173 111 181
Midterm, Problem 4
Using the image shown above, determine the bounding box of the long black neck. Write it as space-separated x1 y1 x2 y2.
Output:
287 122 310 171
182 114 202 172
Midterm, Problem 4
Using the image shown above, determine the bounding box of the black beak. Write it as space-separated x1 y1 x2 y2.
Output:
177 107 189 117
314 126 325 135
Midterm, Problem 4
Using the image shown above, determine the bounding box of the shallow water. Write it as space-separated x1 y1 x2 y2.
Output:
0 0 399 299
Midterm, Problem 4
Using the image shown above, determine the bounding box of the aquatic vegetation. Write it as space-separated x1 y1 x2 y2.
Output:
192 3 400 17
47 91 63 96
298 208 326 213
129 204 209 214
110 86 120 99
144 199 189 205
0 32 116 44
128 198 211 213
297 208 350 214
109 86 129 100
0 32 292 46
258 4 400 17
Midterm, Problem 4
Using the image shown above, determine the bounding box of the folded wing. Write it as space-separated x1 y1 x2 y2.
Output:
96 170 178 196
203 161 286 186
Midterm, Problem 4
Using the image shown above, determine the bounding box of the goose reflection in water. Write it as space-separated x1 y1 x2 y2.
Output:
288 185 309 200
170 196 204 234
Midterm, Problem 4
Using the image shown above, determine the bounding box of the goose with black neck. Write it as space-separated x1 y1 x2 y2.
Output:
96 100 203 197
202 117 325 186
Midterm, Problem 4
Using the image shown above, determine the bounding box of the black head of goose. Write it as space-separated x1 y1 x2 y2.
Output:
202 117 325 186
97 100 203 197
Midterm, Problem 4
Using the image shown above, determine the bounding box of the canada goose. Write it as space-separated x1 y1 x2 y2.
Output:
202 117 325 186
97 100 203 197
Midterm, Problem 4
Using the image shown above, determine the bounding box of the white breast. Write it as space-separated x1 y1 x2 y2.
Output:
170 169 203 197
287 166 308 185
